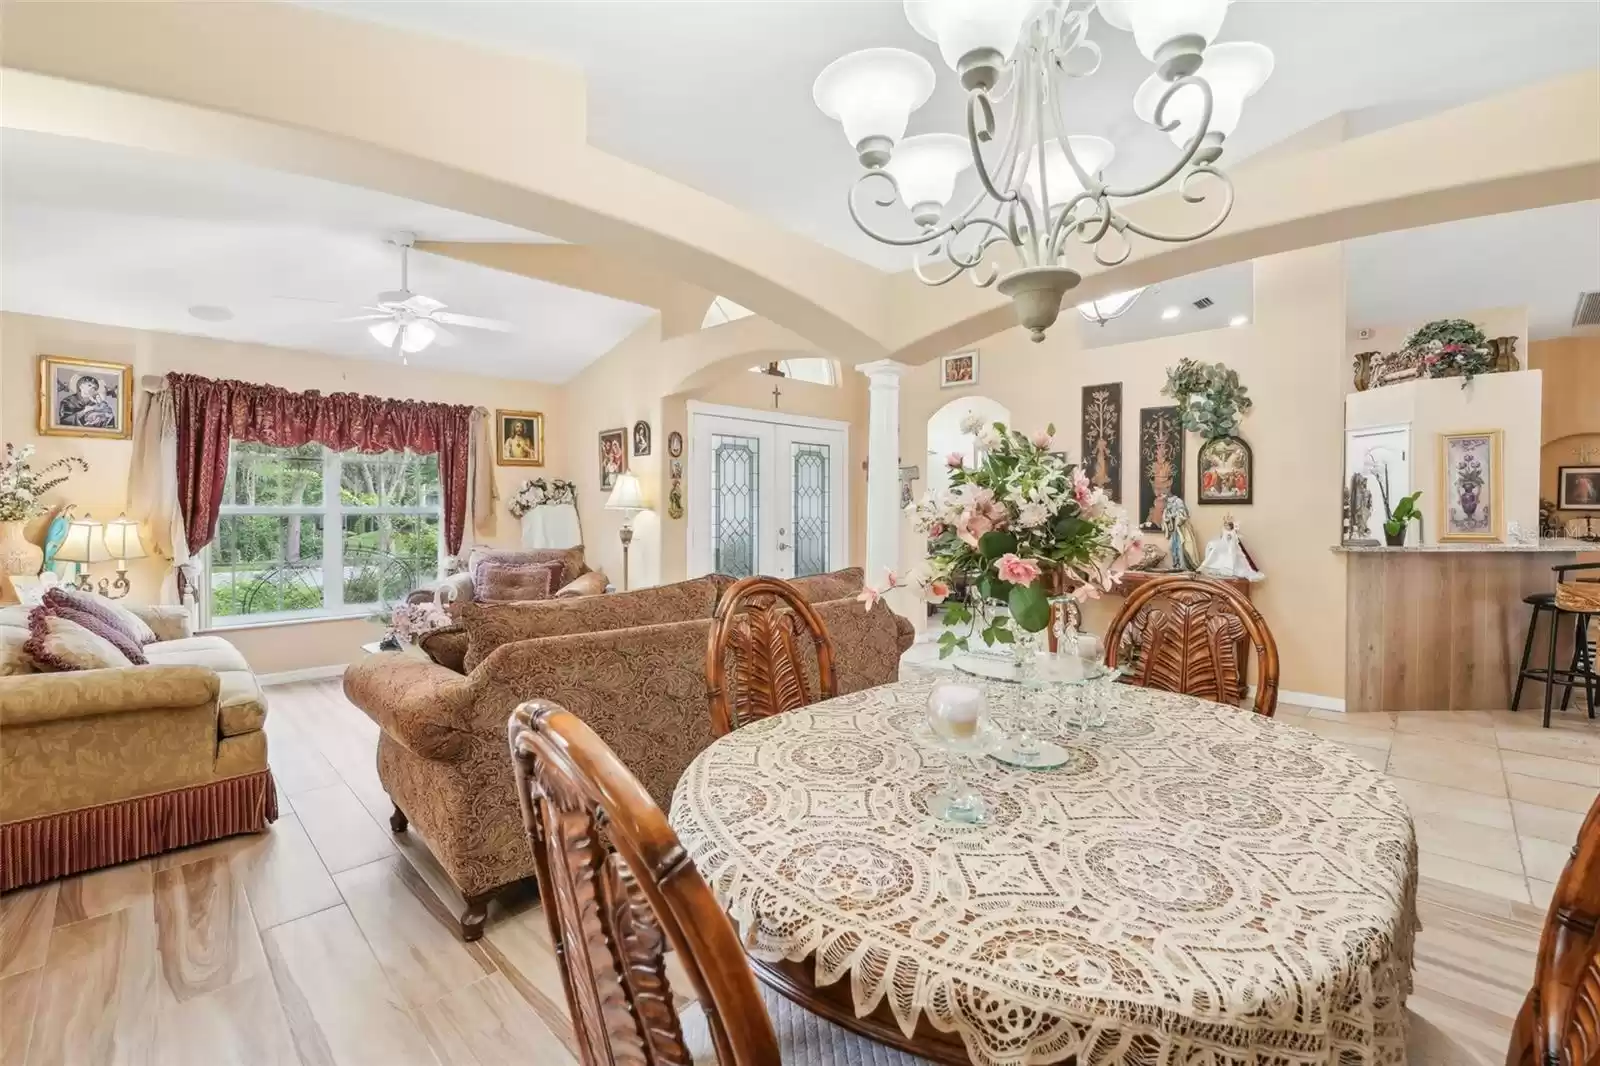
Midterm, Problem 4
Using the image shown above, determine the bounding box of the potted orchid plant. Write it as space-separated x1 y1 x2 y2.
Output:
864 415 1142 662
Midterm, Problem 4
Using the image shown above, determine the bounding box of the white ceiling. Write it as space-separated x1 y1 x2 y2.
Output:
0 130 657 383
305 0 1600 272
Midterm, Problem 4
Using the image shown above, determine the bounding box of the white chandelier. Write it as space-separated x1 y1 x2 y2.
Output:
814 0 1272 342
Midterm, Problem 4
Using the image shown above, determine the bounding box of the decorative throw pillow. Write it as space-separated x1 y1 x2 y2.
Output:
50 587 157 645
554 571 609 599
468 547 585 592
0 626 36 676
42 590 149 664
23 609 135 672
472 559 561 604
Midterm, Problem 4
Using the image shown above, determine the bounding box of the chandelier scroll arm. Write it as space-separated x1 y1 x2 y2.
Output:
1117 168 1236 244
846 170 959 249
1093 75 1217 200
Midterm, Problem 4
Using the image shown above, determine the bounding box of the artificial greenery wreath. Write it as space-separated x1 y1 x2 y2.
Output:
1161 358 1253 439
1404 318 1493 387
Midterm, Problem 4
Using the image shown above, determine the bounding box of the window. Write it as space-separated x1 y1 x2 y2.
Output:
204 442 442 626
702 295 755 329
745 358 839 385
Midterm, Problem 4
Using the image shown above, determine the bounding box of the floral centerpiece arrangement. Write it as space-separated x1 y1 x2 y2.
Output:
508 477 576 518
867 416 1141 660
371 599 453 649
0 443 87 522
1406 318 1493 387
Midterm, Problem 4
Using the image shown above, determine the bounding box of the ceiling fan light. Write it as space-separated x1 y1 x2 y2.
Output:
813 48 936 167
400 319 437 354
903 0 1037 84
1134 41 1273 147
1076 287 1147 324
884 133 972 225
368 319 400 348
1128 0 1231 79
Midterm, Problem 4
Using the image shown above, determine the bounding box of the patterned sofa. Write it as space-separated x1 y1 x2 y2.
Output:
0 605 277 890
342 569 912 939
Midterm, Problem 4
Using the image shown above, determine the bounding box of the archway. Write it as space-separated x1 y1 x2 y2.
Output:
926 396 1011 501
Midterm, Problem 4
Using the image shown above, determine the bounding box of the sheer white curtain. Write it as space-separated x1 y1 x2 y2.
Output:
126 376 191 604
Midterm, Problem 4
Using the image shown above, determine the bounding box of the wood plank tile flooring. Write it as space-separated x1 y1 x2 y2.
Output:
0 678 1563 1063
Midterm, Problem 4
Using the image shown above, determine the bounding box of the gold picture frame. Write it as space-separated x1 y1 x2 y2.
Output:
1437 429 1504 542
37 355 134 439
495 409 545 467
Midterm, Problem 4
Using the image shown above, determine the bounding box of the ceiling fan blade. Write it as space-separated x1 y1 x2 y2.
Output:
433 311 514 332
402 293 445 315
335 314 394 323
271 294 347 306
430 324 460 348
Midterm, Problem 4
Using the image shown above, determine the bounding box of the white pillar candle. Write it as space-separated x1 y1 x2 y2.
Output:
929 682 983 739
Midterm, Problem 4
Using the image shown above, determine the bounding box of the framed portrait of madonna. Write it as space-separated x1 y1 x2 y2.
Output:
38 355 133 439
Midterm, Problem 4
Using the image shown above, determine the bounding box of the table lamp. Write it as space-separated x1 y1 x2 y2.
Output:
605 473 646 591
54 514 110 593
100 514 147 598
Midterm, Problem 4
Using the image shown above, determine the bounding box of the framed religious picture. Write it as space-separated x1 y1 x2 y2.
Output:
632 420 652 457
1079 382 1122 502
1558 465 1600 511
1138 406 1183 531
495 409 545 466
1196 435 1253 506
940 350 978 389
1437 430 1503 542
38 355 133 439
667 431 684 458
599 428 628 490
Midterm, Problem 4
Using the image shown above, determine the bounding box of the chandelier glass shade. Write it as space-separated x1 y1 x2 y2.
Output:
815 0 1271 341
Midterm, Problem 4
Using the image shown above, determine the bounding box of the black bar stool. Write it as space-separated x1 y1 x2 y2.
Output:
1512 563 1600 728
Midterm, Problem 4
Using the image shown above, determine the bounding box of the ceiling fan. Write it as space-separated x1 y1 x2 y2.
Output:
285 233 514 363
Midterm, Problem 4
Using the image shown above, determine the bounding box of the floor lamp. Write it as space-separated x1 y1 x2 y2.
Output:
605 473 646 591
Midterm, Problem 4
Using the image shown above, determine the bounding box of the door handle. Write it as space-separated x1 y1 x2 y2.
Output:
777 542 791 551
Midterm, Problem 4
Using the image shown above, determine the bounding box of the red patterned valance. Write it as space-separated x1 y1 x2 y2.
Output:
168 372 474 556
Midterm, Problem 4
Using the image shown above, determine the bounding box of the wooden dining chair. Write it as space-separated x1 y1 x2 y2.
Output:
1104 574 1280 716
507 701 934 1066
1507 790 1600 1066
705 575 837 737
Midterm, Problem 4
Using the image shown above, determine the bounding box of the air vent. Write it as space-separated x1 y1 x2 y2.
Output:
1192 296 1214 310
1574 291 1600 328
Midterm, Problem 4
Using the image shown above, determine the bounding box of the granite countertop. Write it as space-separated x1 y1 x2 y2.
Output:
1331 538 1596 554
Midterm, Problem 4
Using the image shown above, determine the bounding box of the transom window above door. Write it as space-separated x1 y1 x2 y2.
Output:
203 442 442 626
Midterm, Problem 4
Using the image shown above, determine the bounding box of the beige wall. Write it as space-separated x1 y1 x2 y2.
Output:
1346 371 1544 542
897 246 1349 701
1 311 563 673
1530 337 1600 530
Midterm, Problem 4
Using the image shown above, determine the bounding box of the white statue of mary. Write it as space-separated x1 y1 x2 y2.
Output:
1199 516 1264 581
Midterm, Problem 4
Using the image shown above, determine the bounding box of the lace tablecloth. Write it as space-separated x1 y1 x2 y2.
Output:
669 670 1417 1066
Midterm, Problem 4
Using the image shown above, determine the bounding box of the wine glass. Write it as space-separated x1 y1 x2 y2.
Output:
923 681 994 824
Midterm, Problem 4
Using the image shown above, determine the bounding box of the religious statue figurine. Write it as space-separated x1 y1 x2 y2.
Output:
1346 471 1376 544
1160 494 1200 571
1200 516 1265 581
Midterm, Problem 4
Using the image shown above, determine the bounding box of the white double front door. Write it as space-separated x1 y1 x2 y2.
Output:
687 403 849 580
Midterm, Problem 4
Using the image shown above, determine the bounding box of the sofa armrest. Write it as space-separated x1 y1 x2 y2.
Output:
893 613 915 655
343 655 473 761
129 604 194 642
0 665 219 728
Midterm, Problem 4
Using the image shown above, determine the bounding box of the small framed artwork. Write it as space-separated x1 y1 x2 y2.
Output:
38 355 133 439
940 350 978 389
667 431 684 458
1196 435 1253 506
1558 465 1600 511
495 410 545 466
632 420 652 457
898 465 919 508
1438 430 1503 542
599 428 628 490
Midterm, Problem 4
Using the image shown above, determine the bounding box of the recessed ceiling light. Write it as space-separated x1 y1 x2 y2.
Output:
188 305 233 322
1229 314 1249 327
1160 306 1180 321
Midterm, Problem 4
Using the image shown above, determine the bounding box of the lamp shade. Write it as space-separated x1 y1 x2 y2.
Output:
1022 136 1115 214
1076 288 1147 324
605 473 646 513
1134 42 1273 144
813 48 935 154
101 514 147 561
55 515 110 564
903 0 1037 73
368 319 437 354
884 133 972 220
1128 0 1231 70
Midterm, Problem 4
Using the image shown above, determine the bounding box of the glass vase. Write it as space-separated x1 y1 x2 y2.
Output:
991 626 1072 769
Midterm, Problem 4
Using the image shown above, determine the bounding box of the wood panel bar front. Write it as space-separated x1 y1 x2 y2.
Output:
1342 548 1578 712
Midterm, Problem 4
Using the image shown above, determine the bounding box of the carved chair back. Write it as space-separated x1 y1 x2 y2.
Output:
1508 790 1600 1066
508 701 780 1066
706 576 838 737
1104 575 1280 716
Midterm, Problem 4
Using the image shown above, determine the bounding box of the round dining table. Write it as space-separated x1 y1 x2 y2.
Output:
668 668 1418 1066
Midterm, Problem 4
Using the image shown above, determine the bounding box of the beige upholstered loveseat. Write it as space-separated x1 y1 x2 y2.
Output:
0 605 276 890
342 569 912 940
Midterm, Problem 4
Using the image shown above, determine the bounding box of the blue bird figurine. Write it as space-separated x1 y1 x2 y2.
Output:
40 504 73 576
